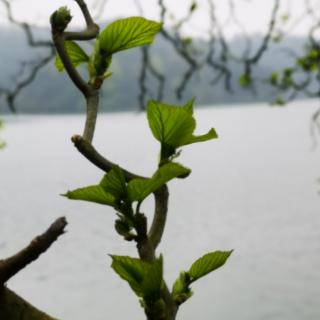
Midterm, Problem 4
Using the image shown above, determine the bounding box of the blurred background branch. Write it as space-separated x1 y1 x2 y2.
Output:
0 0 319 115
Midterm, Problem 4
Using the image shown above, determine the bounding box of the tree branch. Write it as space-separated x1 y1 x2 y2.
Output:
72 135 170 251
242 0 280 83
51 1 100 142
0 217 67 285
51 35 91 97
158 0 198 99
72 135 143 180
0 287 57 320
148 185 169 249
0 0 55 112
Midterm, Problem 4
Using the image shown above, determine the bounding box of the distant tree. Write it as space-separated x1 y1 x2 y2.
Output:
0 0 319 117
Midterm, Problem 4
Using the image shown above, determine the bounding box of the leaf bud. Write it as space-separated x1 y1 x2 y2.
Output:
50 7 72 33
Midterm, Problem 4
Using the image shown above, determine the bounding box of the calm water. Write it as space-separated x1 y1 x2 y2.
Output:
1 101 320 320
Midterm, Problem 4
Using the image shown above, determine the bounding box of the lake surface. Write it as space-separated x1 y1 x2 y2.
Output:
1 101 320 320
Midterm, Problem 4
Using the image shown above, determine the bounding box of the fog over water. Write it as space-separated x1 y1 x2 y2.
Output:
1 100 320 320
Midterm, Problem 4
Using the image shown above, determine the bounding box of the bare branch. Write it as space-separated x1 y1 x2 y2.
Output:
148 185 169 249
158 0 198 98
0 217 67 284
1 0 52 47
51 1 100 142
137 46 153 109
0 0 55 112
134 0 165 108
0 50 55 113
242 0 280 83
205 0 232 91
72 134 143 180
225 0 252 58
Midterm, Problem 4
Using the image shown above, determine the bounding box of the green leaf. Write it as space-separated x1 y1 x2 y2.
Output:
0 120 5 149
110 255 163 299
128 163 191 202
110 255 144 296
272 96 286 106
55 41 89 72
88 38 113 79
147 99 218 159
182 37 193 46
99 17 162 55
239 74 250 87
63 166 127 207
187 128 218 144
281 14 290 22
142 255 163 300
100 166 127 200
308 48 320 60
269 72 278 86
63 185 116 206
115 218 134 238
189 251 232 282
172 272 193 303
272 33 283 43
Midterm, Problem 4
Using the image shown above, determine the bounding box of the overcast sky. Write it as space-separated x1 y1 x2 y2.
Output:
0 0 319 38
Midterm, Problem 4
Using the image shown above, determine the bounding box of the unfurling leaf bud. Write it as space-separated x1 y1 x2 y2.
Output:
50 7 72 33
115 218 136 241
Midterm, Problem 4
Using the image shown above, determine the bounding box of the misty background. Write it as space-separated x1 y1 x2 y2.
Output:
0 24 311 113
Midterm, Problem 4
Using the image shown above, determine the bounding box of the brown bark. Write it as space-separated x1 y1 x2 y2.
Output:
0 287 57 320
0 218 67 319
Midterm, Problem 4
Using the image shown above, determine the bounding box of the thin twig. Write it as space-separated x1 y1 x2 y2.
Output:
72 135 143 180
51 0 100 142
158 0 198 99
242 0 280 82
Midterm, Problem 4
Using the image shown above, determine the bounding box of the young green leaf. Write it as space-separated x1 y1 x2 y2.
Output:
110 255 163 299
100 165 127 200
272 96 285 106
147 99 218 159
141 255 163 300
63 185 116 206
269 72 279 86
88 38 113 79
50 6 72 32
55 41 89 72
189 251 232 282
110 255 145 296
172 271 193 305
239 74 250 87
128 162 191 202
99 17 162 55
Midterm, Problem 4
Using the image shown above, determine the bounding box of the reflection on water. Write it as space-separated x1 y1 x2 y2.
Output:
1 101 320 320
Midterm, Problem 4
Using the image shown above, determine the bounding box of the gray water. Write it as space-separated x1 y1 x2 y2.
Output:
1 101 320 320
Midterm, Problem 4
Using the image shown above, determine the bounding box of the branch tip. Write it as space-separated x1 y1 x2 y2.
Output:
71 134 82 144
0 217 68 284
